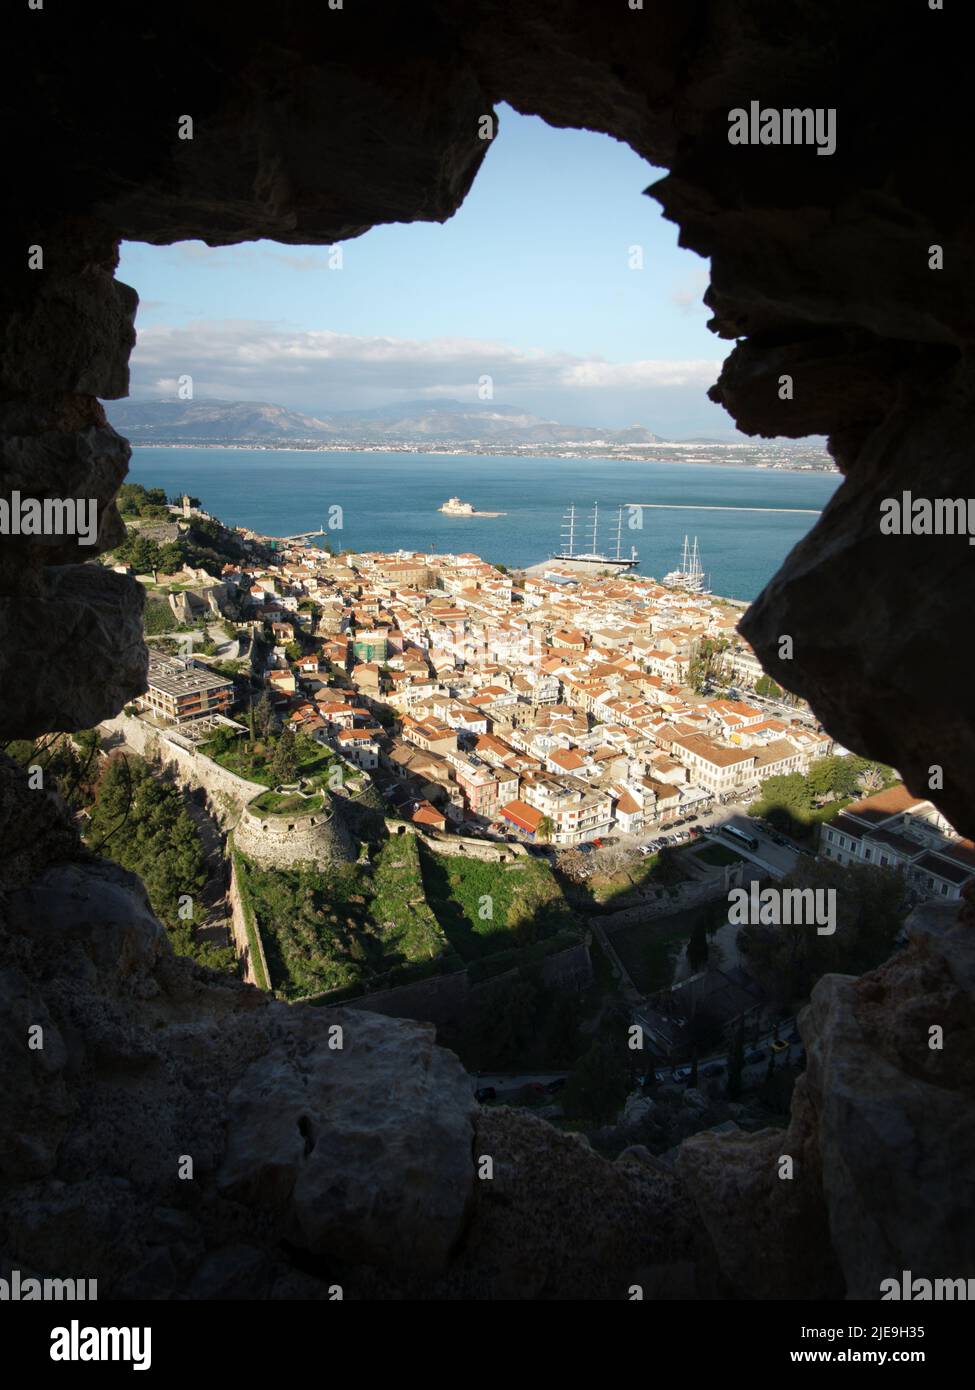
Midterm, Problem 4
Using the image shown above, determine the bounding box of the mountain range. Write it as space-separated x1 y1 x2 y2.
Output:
104 398 666 448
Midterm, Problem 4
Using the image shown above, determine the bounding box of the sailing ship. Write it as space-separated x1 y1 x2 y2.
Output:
551 502 639 569
662 535 711 594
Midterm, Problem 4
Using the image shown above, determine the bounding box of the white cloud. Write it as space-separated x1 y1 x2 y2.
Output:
129 319 721 408
560 359 721 389
670 268 711 313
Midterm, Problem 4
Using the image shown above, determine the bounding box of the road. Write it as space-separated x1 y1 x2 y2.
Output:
638 1016 805 1089
710 813 802 879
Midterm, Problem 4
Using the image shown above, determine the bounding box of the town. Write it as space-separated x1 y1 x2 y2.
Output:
54 482 970 1145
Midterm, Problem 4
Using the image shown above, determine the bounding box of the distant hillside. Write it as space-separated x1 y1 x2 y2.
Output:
106 397 666 448
107 399 339 442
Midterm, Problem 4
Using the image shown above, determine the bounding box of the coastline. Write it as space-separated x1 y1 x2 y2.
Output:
126 442 837 476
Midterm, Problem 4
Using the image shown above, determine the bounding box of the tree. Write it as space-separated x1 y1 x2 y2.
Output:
294 729 318 768
84 755 209 938
158 541 185 573
537 815 554 843
562 1038 631 1126
738 858 909 1008
251 692 273 741
755 673 783 698
271 729 298 785
686 637 730 693
120 534 164 574
857 765 886 795
208 725 237 759
686 920 709 972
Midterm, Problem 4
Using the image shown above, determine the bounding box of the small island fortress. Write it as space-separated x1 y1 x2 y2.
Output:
439 496 505 517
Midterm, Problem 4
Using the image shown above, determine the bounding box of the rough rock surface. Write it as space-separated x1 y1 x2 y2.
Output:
2 0 974 1298
809 903 975 1299
218 1009 476 1273
679 902 975 1300
0 564 147 737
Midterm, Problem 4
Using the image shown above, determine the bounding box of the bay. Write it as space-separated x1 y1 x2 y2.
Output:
127 447 841 602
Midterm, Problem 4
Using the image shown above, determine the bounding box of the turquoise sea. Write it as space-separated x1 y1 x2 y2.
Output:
128 448 841 603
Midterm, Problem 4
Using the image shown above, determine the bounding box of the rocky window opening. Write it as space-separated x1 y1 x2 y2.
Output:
0 0 972 1346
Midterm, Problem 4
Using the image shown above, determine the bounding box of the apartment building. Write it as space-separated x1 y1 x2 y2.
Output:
139 652 234 724
519 771 613 846
819 785 975 901
669 732 758 796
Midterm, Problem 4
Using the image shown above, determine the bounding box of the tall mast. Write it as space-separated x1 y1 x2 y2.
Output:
591 501 599 556
681 535 690 576
560 503 576 557
614 506 623 561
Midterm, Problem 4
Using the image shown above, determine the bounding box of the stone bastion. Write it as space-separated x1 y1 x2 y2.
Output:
233 794 357 869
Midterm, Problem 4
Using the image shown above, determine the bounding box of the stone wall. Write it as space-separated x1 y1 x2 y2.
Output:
338 967 471 1030
334 779 387 843
324 938 592 1030
388 821 526 863
99 714 265 826
598 872 742 933
227 854 271 991
539 940 593 994
232 800 356 870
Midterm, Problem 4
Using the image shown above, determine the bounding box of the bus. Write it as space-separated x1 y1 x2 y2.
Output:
723 824 759 853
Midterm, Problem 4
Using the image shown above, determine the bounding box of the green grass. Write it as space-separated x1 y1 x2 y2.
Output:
250 789 326 816
199 736 335 789
234 834 456 999
418 845 581 961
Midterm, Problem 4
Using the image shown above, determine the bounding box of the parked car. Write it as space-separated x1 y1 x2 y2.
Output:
672 1065 693 1081
475 1087 497 1103
685 814 699 824
701 1061 725 1078
544 1078 566 1094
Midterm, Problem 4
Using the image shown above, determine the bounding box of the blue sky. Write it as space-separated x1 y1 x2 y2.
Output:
119 106 739 437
